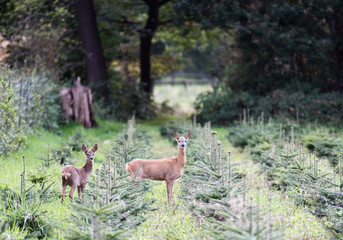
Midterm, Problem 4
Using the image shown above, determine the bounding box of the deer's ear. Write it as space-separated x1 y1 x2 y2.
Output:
82 144 88 153
185 130 191 139
174 130 180 140
92 144 98 152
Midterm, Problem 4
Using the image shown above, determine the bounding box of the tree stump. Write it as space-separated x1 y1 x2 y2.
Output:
60 77 97 128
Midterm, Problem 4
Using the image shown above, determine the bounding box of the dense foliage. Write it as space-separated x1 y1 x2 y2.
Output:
0 68 62 156
195 85 343 125
0 183 55 239
178 0 343 94
0 0 83 80
0 78 25 156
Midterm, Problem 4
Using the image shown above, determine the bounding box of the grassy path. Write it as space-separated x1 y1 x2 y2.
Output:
132 125 199 240
0 120 333 239
214 127 332 239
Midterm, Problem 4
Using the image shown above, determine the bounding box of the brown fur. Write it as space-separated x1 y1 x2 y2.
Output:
126 130 190 205
61 144 98 201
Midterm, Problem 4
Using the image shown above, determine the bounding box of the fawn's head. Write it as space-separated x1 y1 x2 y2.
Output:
82 144 98 161
174 130 191 149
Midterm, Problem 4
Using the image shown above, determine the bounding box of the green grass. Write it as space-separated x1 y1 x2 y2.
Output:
133 182 199 240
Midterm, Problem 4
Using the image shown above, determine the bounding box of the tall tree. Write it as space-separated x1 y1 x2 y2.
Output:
139 0 171 94
75 0 109 100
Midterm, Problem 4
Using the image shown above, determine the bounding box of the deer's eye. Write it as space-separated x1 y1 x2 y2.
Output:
178 141 180 143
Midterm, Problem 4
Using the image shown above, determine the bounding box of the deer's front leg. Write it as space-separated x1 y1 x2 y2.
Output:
166 180 173 206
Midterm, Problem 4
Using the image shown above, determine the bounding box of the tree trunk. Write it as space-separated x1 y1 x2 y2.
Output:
139 0 160 94
140 34 154 93
75 0 109 100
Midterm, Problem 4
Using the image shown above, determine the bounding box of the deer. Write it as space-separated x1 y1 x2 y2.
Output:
126 130 191 205
61 144 98 201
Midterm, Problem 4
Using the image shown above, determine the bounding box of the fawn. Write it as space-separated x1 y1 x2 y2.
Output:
61 144 98 201
126 130 191 205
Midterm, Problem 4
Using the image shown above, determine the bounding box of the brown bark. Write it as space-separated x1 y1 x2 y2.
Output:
60 77 96 128
139 0 171 94
75 0 109 100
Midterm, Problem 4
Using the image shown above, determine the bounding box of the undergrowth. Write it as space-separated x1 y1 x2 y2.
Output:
227 117 343 237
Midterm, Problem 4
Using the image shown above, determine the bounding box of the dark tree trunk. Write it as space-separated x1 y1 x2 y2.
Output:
140 34 154 93
139 0 170 94
75 0 109 100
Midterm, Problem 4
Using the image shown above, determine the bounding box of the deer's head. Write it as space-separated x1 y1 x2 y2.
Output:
82 144 98 161
174 130 191 149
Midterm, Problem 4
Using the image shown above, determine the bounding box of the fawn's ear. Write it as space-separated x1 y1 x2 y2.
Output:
174 130 180 140
82 144 88 153
92 144 98 152
185 130 191 140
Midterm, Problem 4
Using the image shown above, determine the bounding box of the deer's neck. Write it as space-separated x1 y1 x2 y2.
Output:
177 147 186 167
83 159 93 175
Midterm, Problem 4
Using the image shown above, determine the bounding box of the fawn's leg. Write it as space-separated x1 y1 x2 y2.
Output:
61 183 67 202
79 185 86 198
69 184 77 200
166 180 173 206
77 186 81 198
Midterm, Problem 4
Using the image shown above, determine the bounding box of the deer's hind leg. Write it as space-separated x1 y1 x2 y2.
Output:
69 184 77 200
61 182 67 202
77 186 82 198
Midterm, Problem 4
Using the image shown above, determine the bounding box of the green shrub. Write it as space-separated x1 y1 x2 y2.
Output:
0 67 63 155
195 85 343 125
313 140 343 167
0 79 26 156
228 124 258 148
0 183 55 239
300 133 343 167
195 85 256 125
